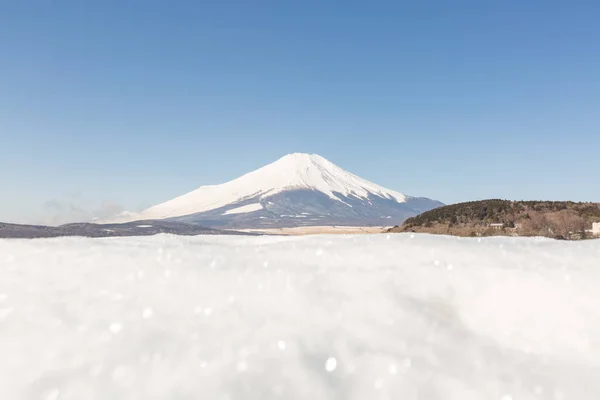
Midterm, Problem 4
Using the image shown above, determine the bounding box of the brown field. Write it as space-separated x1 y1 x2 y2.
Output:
228 226 391 236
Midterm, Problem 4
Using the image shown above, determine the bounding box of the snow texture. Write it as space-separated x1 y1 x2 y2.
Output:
1 234 600 399
119 153 409 221
223 203 264 215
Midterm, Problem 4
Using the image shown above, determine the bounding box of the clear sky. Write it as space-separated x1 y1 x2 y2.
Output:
1 1 599 224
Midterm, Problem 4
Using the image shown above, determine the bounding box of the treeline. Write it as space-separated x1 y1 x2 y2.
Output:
404 199 516 227
396 199 600 239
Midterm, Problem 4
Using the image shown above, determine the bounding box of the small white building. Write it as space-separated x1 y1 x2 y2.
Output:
593 222 600 237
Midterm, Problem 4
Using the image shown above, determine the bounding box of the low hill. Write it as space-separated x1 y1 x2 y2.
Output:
387 199 600 239
0 220 256 239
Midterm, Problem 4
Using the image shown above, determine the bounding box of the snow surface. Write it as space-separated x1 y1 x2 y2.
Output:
116 153 408 221
223 203 264 215
1 234 600 399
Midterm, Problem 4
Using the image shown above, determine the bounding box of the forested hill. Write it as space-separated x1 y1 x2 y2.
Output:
388 199 600 239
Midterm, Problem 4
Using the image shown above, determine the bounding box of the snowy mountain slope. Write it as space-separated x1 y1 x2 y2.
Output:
171 189 442 229
141 153 409 218
114 153 443 228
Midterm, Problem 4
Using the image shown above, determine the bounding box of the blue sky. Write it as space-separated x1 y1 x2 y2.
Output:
1 1 599 224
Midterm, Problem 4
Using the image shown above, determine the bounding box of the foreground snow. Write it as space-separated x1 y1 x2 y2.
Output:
1 234 599 399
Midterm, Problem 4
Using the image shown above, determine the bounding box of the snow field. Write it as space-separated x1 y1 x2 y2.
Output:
0 233 599 399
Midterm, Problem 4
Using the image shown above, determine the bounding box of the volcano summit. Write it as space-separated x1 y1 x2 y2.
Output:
113 153 443 229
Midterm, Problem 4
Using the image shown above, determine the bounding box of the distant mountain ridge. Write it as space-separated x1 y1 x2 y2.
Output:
0 220 254 239
111 153 443 229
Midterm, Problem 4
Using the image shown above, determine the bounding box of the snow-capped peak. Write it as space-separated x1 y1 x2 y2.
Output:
121 153 408 221
262 153 407 203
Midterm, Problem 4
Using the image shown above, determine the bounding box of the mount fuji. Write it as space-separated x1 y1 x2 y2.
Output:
113 153 443 229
